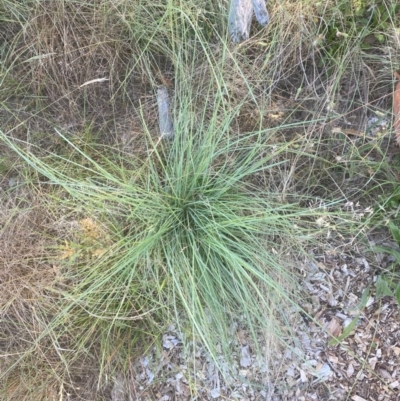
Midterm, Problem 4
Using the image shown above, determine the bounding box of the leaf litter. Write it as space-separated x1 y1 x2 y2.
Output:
108 245 400 401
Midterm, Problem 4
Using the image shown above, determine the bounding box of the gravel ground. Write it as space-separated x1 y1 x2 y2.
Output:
106 236 400 401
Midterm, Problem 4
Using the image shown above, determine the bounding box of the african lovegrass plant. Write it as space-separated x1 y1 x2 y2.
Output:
0 78 340 377
0 0 368 387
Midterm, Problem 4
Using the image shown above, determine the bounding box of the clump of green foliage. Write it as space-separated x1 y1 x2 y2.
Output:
372 189 400 305
317 0 399 59
2 74 330 374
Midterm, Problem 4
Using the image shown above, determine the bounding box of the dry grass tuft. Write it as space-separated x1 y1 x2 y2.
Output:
0 188 60 400
17 1 132 125
0 187 110 401
0 191 57 314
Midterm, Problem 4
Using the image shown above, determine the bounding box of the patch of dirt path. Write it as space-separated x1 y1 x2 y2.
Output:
107 250 400 401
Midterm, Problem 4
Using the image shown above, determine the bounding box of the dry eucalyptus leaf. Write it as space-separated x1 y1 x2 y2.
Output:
326 317 342 338
346 363 355 378
379 369 392 380
351 396 368 401
314 363 331 382
299 369 308 383
240 345 252 367
368 356 378 370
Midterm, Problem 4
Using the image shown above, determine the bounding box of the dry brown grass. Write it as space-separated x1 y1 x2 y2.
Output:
0 176 153 400
0 184 112 400
16 1 131 123
0 186 60 400
1 0 166 145
1 198 55 305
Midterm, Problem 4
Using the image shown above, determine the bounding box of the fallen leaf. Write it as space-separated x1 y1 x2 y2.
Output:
379 369 392 380
351 396 367 401
314 363 331 382
347 363 355 378
365 296 374 308
326 317 342 338
368 356 378 370
146 368 154 384
299 369 308 383
162 335 180 349
328 354 338 364
240 345 252 367
394 71 400 146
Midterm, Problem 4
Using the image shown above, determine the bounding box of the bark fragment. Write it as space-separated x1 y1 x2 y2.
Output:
394 71 400 146
228 0 269 43
157 86 174 139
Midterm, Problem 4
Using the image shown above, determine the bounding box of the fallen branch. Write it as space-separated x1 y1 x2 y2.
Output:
252 0 269 26
228 0 269 43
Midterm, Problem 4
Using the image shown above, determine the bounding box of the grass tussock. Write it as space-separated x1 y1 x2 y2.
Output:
1 0 400 399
